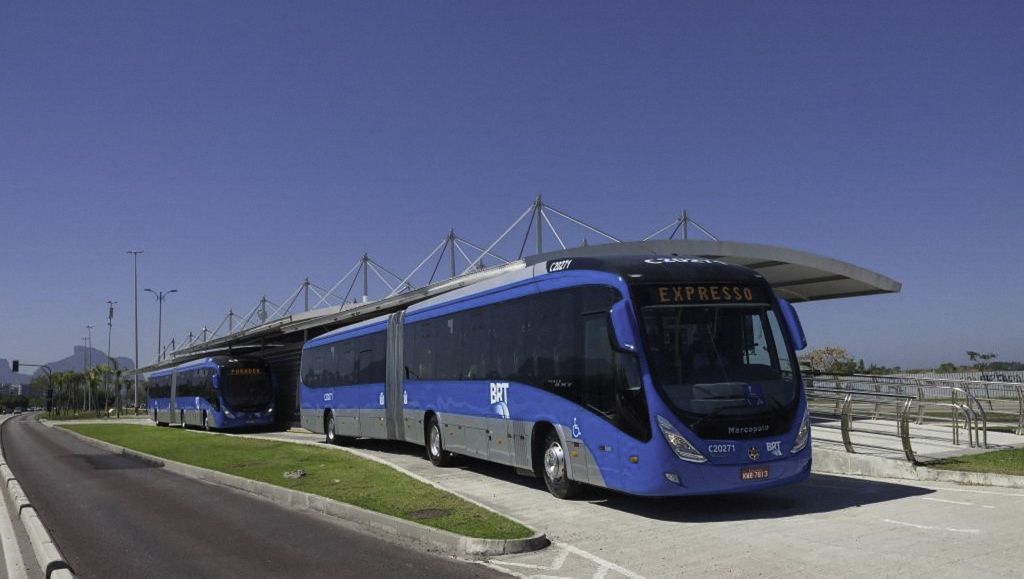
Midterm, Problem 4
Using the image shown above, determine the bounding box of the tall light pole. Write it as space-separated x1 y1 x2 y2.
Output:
106 300 117 416
145 288 177 361
127 250 143 408
85 324 95 370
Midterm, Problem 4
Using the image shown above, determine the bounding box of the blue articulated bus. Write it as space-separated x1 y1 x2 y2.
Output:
299 255 811 498
148 356 275 430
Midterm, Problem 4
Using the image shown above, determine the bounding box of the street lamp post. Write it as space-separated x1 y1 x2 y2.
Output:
106 300 116 416
85 324 95 370
144 288 177 362
127 250 143 408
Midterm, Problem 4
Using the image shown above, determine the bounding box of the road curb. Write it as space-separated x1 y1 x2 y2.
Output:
58 427 549 559
230 431 542 534
812 447 1024 489
0 422 75 578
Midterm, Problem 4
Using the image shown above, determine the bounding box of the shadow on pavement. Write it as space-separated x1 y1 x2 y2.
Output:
587 474 934 522
302 437 935 523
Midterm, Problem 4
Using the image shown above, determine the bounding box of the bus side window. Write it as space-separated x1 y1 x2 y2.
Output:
582 314 616 418
371 331 387 383
357 337 373 384
436 315 461 380
206 372 219 410
311 347 325 388
403 323 418 380
466 307 490 380
301 349 314 388
339 341 355 386
179 371 190 397
417 321 434 380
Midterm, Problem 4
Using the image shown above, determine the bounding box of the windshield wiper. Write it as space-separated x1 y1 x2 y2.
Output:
689 403 750 431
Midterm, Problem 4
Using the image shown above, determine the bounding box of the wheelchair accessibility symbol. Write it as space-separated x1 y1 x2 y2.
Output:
571 417 582 439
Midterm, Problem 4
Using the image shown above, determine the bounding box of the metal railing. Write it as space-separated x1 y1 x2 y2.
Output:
806 373 1017 448
806 387 920 461
804 373 1013 461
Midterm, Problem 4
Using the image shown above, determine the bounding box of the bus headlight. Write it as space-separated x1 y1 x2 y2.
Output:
224 410 236 419
656 415 707 463
791 411 811 453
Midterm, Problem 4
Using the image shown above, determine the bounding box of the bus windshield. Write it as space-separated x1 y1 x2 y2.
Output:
219 368 273 412
637 304 798 434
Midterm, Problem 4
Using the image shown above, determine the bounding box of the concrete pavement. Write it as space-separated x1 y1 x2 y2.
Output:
245 429 1024 578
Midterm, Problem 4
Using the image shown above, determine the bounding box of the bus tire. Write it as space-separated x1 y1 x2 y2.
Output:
426 415 454 467
542 430 581 499
325 412 337 445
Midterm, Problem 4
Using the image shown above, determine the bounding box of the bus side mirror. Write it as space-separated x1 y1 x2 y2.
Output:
777 298 807 351
609 301 637 353
11 360 18 373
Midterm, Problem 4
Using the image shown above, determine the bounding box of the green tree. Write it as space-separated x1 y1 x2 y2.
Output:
801 346 857 374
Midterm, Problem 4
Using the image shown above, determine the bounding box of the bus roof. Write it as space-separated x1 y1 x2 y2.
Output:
405 255 764 316
305 313 390 349
147 355 265 377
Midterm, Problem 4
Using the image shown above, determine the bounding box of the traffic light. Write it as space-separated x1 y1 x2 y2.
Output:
11 360 18 372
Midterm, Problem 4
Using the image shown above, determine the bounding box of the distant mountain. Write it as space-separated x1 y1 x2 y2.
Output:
0 359 32 385
40 346 134 376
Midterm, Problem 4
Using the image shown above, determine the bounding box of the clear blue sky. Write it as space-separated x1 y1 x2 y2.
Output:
1 1 1021 370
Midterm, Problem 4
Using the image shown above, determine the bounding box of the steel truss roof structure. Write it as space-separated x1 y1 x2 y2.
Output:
143 198 900 373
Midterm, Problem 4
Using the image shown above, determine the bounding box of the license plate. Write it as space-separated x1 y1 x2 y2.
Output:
741 466 769 481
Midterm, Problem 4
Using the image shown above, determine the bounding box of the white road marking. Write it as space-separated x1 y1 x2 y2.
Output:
883 519 980 534
916 486 1024 498
920 497 974 506
562 544 644 579
919 496 997 509
488 543 642 579
498 547 568 571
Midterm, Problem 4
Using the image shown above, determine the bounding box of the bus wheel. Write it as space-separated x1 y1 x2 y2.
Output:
426 416 454 467
542 430 581 499
325 413 337 445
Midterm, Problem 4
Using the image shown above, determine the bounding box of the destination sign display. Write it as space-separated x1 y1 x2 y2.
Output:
228 367 264 376
641 284 769 306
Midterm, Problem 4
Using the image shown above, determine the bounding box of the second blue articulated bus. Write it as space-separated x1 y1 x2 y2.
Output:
148 356 275 430
299 255 811 498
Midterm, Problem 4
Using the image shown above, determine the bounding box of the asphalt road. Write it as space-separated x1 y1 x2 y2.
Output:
0 415 505 579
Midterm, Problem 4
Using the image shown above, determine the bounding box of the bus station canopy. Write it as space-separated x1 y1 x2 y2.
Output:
147 239 899 372
526 240 901 303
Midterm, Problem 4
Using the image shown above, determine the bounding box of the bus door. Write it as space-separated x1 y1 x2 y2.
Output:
385 311 406 441
572 311 625 485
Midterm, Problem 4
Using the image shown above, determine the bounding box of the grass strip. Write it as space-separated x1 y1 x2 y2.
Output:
39 412 146 421
929 447 1024 476
63 424 532 540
